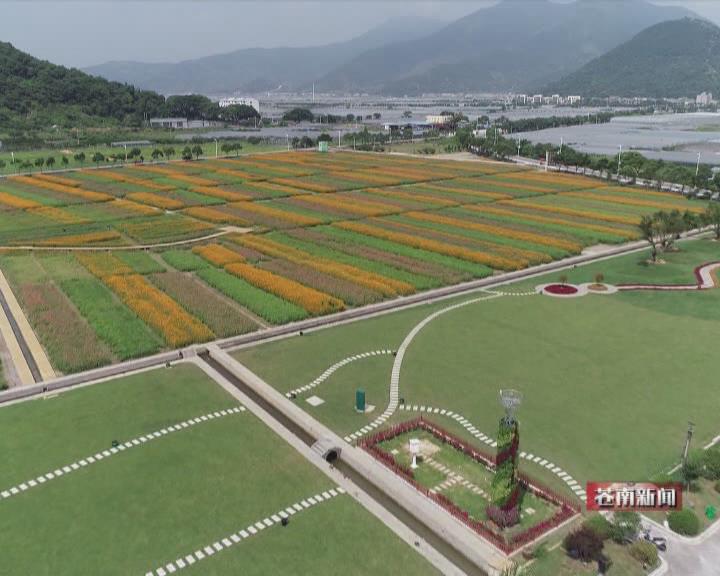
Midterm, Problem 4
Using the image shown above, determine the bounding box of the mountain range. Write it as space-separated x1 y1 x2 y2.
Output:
85 0 694 96
542 18 720 98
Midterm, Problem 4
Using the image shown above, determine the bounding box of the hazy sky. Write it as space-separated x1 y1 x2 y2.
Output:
2 1 719 68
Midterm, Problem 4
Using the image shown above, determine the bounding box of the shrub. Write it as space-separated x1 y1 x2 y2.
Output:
668 509 700 536
611 511 641 544
558 273 568 284
563 526 604 562
583 514 613 541
486 504 520 528
629 540 658 566
594 272 604 284
703 448 720 480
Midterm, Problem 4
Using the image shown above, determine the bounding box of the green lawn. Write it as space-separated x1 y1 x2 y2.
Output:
235 238 720 491
0 363 439 575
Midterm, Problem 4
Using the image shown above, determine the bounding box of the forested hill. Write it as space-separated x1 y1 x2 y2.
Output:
542 18 720 98
0 41 166 128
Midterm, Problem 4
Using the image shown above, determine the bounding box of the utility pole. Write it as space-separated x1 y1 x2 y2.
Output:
559 137 563 156
617 144 623 176
286 133 290 151
696 152 701 177
214 138 218 159
682 421 695 487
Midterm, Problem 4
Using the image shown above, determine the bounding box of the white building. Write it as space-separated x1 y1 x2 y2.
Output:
567 95 582 105
696 92 714 107
531 94 543 105
218 97 260 113
426 114 454 126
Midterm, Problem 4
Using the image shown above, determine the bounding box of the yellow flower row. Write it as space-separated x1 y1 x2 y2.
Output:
406 211 581 252
77 252 134 277
113 199 159 216
33 206 87 225
192 243 245 266
234 234 413 296
418 183 511 201
272 177 336 193
12 176 112 202
191 186 252 202
99 170 174 191
501 199 638 225
294 193 397 217
184 206 249 226
228 201 321 226
127 192 184 211
458 177 551 194
103 273 213 346
213 167 264 181
364 187 457 207
133 165 218 187
36 231 121 247
35 174 81 187
561 191 704 213
464 204 637 239
333 221 523 271
225 262 344 315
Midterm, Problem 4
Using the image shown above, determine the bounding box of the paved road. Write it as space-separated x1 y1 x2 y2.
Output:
645 519 720 575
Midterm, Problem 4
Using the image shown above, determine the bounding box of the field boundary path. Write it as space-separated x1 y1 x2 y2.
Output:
618 261 720 291
0 270 54 384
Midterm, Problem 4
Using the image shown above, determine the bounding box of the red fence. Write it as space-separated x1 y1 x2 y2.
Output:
360 416 581 555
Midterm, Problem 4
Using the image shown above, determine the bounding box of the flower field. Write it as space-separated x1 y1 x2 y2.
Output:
0 150 707 373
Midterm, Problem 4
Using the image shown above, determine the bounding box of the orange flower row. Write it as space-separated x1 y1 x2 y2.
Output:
328 170 399 186
601 186 677 200
228 201 321 226
376 166 456 182
213 167 265 181
12 176 112 202
35 174 81 187
98 170 174 191
127 192 184 211
0 191 39 209
334 221 524 271
103 273 213 346
240 160 312 177
501 199 638 226
234 234 413 296
562 190 704 213
191 185 252 202
501 171 596 187
77 252 133 277
464 204 637 239
192 243 245 266
418 183 511 201
459 177 552 194
293 194 397 217
406 211 582 252
36 231 121 247
272 177 336 193
184 206 249 226
113 199 159 216
225 262 344 315
245 180 306 196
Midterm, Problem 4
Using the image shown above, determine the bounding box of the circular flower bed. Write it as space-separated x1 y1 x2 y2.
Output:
544 283 579 295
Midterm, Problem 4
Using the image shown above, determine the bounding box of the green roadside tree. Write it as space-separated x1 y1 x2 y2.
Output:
703 203 720 239
74 152 86 164
92 152 105 165
34 157 45 170
61 156 69 167
191 144 203 160
639 214 659 262
46 156 55 169
163 147 175 160
181 147 193 161
151 148 163 160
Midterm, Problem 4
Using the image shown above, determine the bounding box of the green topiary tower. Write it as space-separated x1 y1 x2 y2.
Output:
489 390 523 526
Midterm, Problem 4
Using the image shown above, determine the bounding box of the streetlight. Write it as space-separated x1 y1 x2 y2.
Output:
617 144 623 176
696 152 701 177
214 138 218 159
286 133 290 151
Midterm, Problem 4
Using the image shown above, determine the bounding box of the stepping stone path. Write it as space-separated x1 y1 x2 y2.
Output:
144 487 345 576
344 293 503 444
394 404 586 502
426 457 490 500
0 406 246 503
286 350 394 399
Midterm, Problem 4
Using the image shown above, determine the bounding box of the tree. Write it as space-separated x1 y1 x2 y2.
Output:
668 509 700 536
45 156 55 169
92 152 105 165
703 203 720 239
191 144 203 160
317 133 332 143
129 147 142 159
74 152 86 164
221 143 233 156
151 148 164 160
181 147 193 161
0 159 5 170
232 143 242 157
703 448 720 480
639 214 659 262
563 526 604 562
163 147 175 160
282 108 314 122
61 156 69 167
34 157 45 170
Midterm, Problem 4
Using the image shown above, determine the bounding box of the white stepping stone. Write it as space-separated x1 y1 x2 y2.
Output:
254 522 265 531
165 563 176 573
230 534 241 544
263 518 274 527
185 555 195 566
156 568 166 576
306 395 325 407
175 559 186 569
203 546 215 556
194 551 205 561
240 530 250 538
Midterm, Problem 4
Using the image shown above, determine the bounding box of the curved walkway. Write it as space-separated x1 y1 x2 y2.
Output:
285 349 395 398
344 291 504 443
0 406 245 502
396 404 586 502
619 261 720 291
144 487 346 576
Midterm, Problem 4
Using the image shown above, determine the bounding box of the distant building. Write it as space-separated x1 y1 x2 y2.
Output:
426 114 454 126
515 94 528 105
219 97 260 113
531 94 543 105
567 95 582 105
696 92 713 107
149 118 215 129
